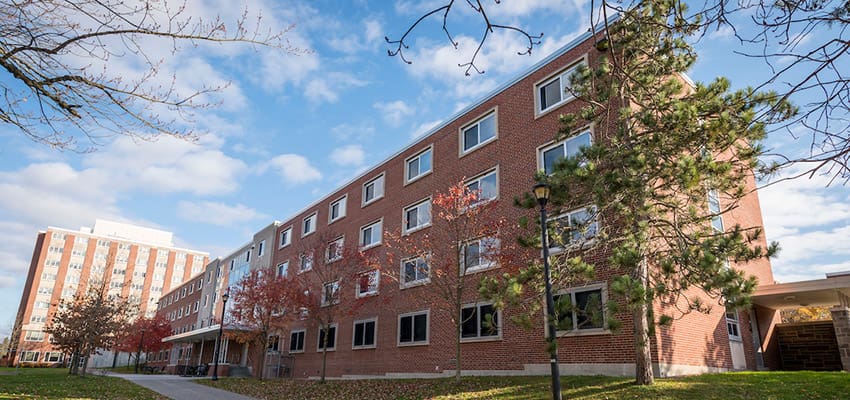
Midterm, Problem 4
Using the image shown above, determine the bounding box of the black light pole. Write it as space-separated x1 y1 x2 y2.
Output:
134 328 146 374
212 288 229 381
534 182 562 400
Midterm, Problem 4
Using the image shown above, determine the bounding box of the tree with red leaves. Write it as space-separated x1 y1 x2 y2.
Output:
114 314 171 371
228 269 306 380
384 180 513 383
293 232 378 383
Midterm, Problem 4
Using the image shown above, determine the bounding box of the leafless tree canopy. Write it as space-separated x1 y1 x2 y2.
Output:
386 0 543 75
0 0 297 150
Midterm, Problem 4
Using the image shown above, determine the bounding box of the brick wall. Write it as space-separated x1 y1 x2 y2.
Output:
776 321 842 371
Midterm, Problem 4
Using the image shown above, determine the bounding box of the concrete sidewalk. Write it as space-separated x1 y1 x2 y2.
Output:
109 373 258 400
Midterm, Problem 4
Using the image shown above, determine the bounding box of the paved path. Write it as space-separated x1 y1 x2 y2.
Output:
108 373 258 400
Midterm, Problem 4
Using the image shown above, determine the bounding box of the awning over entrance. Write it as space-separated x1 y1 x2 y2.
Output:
163 324 222 343
752 272 850 310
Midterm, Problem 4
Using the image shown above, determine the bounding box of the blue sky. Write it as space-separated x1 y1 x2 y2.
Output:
1 0 848 338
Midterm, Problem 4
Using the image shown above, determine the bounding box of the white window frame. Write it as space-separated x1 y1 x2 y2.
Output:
279 226 292 249
460 109 498 155
460 302 502 342
298 252 313 273
404 146 433 184
277 261 289 278
461 237 500 274
20 351 39 362
45 351 64 363
397 309 430 347
321 280 340 307
362 173 385 207
726 308 742 341
708 189 724 232
302 212 317 237
329 195 347 224
360 219 383 250
552 282 609 337
537 129 592 175
257 240 265 257
535 59 586 115
400 256 430 288
402 197 432 234
548 205 599 253
465 167 499 205
317 323 338 352
352 317 378 350
356 270 380 298
326 236 344 263
289 329 306 353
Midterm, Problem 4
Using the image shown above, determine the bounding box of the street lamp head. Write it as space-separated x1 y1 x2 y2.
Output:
222 288 230 303
533 182 551 207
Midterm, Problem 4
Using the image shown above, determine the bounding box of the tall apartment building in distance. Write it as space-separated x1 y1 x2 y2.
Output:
11 220 209 367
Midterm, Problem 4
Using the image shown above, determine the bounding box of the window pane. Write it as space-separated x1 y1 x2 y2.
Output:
479 114 496 143
399 316 412 342
355 323 365 346
480 173 497 200
464 242 481 270
327 327 336 348
461 307 477 338
420 149 432 174
464 124 479 151
553 294 574 330
543 145 565 174
540 79 561 110
566 131 591 157
413 314 428 342
406 207 418 230
374 176 384 197
404 260 416 283
575 289 603 329
365 183 375 202
364 321 375 346
407 158 419 179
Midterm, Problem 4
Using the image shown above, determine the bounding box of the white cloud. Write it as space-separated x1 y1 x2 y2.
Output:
262 154 322 184
374 100 414 126
330 122 376 141
364 19 383 43
411 119 443 139
177 201 268 226
305 72 368 104
488 0 588 17
330 145 366 167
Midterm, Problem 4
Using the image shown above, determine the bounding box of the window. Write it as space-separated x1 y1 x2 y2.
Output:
326 236 344 263
25 330 45 341
553 285 606 333
329 195 347 223
20 351 39 362
726 307 741 341
708 189 724 232
302 213 317 237
398 310 429 346
317 324 338 351
289 329 305 353
462 112 497 153
363 173 385 206
258 240 265 257
45 352 63 363
299 252 313 272
353 318 377 349
403 199 431 233
549 206 598 250
537 61 584 113
268 335 280 352
360 220 382 249
461 303 500 340
539 130 591 175
466 169 498 204
462 237 499 273
357 270 380 297
277 261 289 278
279 227 292 248
321 281 340 307
405 147 432 183
401 256 430 287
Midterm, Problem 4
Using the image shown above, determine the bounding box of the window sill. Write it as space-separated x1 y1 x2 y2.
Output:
360 243 382 251
534 95 578 120
397 341 429 347
316 348 336 352
403 223 431 236
404 170 432 186
460 137 497 158
356 291 379 299
556 328 611 338
362 196 384 208
460 335 502 344
352 345 377 350
400 279 430 290
328 216 345 225
464 263 498 275
288 350 304 354
301 231 315 239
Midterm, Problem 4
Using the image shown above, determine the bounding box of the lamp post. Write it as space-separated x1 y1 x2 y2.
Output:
534 182 562 400
212 288 229 381
134 328 146 374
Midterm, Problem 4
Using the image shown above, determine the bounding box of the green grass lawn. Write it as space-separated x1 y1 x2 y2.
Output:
0 367 167 400
199 371 850 400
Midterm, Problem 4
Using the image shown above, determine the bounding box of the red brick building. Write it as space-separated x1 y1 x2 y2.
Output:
259 30 779 379
11 220 209 367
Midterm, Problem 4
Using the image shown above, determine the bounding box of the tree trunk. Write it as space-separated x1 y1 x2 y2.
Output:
256 336 267 380
80 355 89 376
112 351 118 368
634 256 654 385
455 289 462 384
320 326 327 383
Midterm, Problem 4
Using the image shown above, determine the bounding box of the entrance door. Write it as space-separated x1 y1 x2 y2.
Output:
726 310 747 369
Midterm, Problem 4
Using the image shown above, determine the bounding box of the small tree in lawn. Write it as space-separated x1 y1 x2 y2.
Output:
294 232 376 383
45 279 133 375
114 315 171 371
501 1 792 386
228 268 306 379
384 180 511 384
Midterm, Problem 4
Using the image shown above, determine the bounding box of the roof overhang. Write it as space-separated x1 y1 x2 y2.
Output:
163 324 223 343
752 273 850 310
